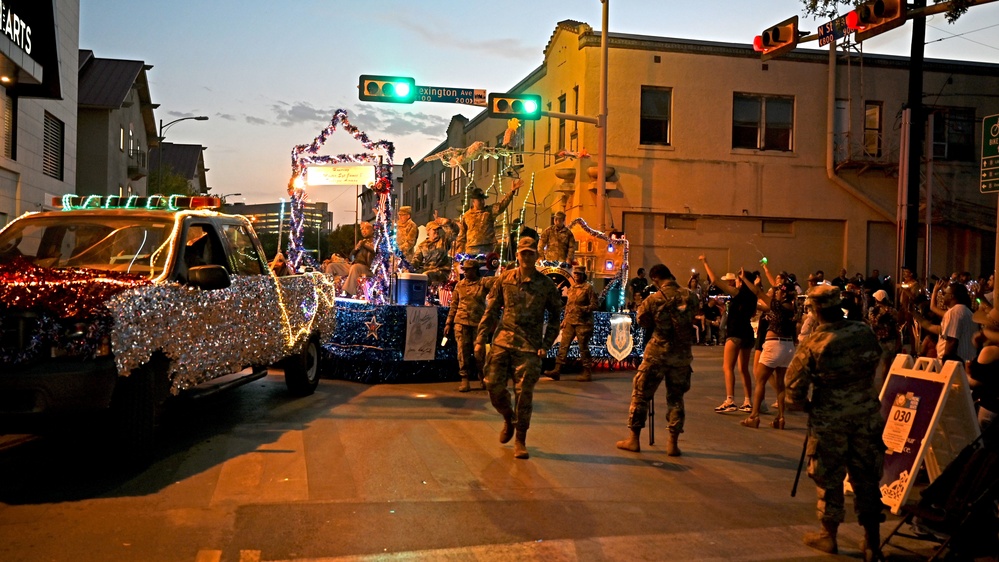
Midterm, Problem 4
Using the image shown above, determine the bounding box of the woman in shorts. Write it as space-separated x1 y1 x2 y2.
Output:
699 255 756 413
741 270 797 429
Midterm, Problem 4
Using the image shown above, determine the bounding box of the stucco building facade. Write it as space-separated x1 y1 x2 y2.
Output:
403 20 999 280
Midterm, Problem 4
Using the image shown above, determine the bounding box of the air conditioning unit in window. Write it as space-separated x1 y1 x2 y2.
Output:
511 153 525 167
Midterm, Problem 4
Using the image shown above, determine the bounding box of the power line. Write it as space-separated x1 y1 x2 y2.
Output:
925 21 999 51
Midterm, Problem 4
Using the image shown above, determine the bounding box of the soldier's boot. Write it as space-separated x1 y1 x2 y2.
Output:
477 377 487 390
543 364 562 381
457 378 471 392
513 430 529 459
665 431 682 457
803 520 839 554
859 515 885 562
499 415 514 444
576 367 592 382
615 428 642 452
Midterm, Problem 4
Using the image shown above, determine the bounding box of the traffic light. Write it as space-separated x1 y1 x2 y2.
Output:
847 0 906 42
487 93 542 120
358 75 416 104
753 16 799 61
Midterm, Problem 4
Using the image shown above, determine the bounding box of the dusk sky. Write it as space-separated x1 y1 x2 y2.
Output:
80 1 999 227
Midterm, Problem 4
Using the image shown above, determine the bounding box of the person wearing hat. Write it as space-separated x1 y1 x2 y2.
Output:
411 221 452 284
445 258 494 392
866 289 899 388
538 210 576 264
785 285 886 560
914 278 977 362
545 264 599 382
616 263 700 456
454 179 521 256
395 206 418 262
699 255 757 414
270 252 294 277
475 236 562 459
342 221 376 296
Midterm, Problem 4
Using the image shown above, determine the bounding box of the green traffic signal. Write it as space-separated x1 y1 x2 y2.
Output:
358 75 417 104
488 93 542 120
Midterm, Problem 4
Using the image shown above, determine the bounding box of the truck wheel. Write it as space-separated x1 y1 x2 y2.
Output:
285 337 321 396
109 364 159 464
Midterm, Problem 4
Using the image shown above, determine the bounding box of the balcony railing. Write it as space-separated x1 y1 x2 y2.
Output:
128 148 148 180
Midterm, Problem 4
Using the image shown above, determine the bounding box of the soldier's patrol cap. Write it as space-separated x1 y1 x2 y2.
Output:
554 211 566 219
572 265 586 275
806 284 842 309
461 258 479 269
398 206 412 215
425 221 441 231
469 187 486 200
516 236 538 254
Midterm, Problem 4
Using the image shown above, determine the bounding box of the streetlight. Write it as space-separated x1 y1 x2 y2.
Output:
154 115 209 194
219 192 242 204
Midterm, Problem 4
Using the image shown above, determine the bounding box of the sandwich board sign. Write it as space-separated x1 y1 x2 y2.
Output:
876 355 979 514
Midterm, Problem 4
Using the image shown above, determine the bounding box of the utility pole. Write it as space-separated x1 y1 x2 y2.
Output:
903 0 927 274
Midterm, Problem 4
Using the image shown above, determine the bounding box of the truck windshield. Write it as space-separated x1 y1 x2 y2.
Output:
0 215 174 277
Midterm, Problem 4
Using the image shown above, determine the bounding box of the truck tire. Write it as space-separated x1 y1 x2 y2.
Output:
284 337 321 396
109 363 159 464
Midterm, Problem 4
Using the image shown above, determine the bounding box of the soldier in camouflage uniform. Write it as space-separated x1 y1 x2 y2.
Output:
544 265 598 382
455 180 521 256
786 285 886 562
538 210 576 264
411 222 452 284
445 259 493 392
475 236 562 459
396 206 418 262
616 264 700 457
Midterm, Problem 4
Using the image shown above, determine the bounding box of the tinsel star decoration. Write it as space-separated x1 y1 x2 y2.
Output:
365 315 383 340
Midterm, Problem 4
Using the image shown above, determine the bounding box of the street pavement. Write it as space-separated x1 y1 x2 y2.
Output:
0 346 946 561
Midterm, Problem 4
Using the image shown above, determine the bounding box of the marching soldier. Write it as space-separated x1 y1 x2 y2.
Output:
538 210 576 264
544 265 598 382
445 259 492 392
616 264 699 456
786 285 886 562
455 179 521 256
475 236 562 459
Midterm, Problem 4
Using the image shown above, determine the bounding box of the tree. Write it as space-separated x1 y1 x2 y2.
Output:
801 0 969 22
328 224 357 259
148 166 195 196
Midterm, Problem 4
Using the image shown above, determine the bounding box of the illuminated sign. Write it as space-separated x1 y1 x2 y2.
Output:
1 1 32 54
306 165 376 186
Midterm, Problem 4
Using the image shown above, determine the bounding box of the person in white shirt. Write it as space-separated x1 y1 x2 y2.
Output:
915 279 978 361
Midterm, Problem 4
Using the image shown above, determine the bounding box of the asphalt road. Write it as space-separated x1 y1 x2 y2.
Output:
0 347 948 561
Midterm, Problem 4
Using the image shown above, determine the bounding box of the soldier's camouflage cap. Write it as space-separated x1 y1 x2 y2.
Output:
806 284 841 309
425 221 441 230
462 258 480 269
516 236 538 254
554 211 566 219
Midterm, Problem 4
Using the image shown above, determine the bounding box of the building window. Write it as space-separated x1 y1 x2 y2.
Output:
3 93 15 160
421 180 428 210
128 124 134 155
120 126 125 152
930 106 975 161
732 93 794 151
450 170 461 197
557 94 566 153
640 86 672 146
864 101 883 157
42 112 64 180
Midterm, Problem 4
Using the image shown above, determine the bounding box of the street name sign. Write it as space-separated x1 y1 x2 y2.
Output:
417 86 487 107
818 15 849 47
983 113 999 193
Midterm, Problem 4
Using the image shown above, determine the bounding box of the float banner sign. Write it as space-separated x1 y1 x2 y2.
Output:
306 165 376 186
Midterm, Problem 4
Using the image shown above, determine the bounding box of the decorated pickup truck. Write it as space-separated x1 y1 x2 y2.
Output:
0 195 337 460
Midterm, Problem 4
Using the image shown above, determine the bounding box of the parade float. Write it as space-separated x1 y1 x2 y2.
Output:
285 110 644 383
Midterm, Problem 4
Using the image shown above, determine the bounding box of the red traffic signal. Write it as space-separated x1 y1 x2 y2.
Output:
753 16 799 61
846 0 906 42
